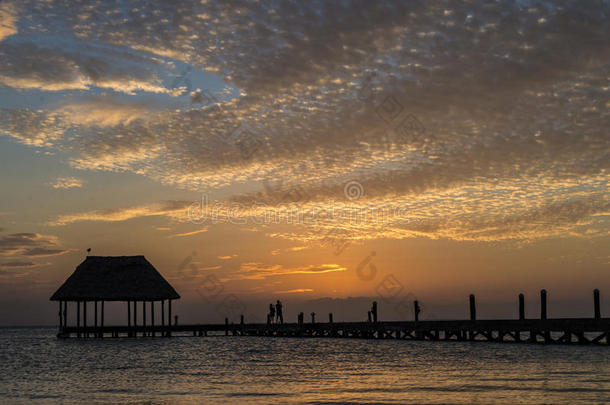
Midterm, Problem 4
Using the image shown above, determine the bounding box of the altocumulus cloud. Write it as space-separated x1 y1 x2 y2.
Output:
0 0 608 243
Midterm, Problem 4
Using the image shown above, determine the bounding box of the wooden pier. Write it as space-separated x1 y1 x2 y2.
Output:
58 317 610 345
56 289 610 346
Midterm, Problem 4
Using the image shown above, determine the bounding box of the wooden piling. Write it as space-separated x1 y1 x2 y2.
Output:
311 312 316 324
469 294 476 321
94 301 98 329
519 293 525 320
63 301 67 330
414 300 420 322
540 289 547 320
143 301 147 337
58 301 62 329
101 301 104 337
329 313 333 323
76 301 80 338
594 289 601 319
225 317 229 336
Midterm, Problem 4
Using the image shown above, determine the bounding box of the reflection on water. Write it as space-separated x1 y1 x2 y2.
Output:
1 328 608 404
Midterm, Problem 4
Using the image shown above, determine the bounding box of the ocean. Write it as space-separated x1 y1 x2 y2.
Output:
1 327 609 404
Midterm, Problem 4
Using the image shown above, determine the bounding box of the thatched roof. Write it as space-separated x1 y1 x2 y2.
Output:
50 256 180 301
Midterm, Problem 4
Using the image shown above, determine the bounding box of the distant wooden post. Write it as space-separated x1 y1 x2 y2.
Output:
367 311 372 323
94 301 98 330
469 294 476 321
311 312 316 324
240 315 244 325
298 312 304 329
77 301 81 338
594 289 601 319
329 313 333 323
151 301 155 337
174 315 178 326
168 300 172 337
414 300 420 322
63 301 67 329
142 301 147 337
519 293 525 320
225 317 229 336
540 289 547 320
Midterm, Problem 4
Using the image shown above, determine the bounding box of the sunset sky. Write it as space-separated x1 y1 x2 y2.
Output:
0 0 608 325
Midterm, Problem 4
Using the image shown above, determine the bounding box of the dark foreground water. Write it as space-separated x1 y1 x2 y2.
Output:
1 328 609 404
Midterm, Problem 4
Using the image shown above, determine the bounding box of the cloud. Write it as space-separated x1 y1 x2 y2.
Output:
0 232 68 271
275 288 314 294
0 41 173 94
169 227 208 238
0 260 37 269
51 176 85 190
0 2 18 43
233 262 347 280
50 200 191 226
3 0 609 244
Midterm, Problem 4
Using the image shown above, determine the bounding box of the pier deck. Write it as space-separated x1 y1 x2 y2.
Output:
59 317 610 345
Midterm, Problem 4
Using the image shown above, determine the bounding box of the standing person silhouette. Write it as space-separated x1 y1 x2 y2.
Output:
269 303 275 324
275 300 283 324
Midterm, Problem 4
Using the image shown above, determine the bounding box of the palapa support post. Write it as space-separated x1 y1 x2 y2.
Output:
414 300 420 322
58 301 62 330
594 289 601 319
101 301 104 338
94 300 98 331
225 317 229 336
519 293 525 320
161 300 165 336
540 289 547 320
329 313 333 324
83 301 87 338
128 300 131 336
134 300 138 337
151 301 155 337
76 301 81 338
168 299 172 337
469 294 476 321
143 301 147 337
63 301 67 331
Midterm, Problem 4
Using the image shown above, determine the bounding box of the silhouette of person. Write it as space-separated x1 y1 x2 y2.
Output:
371 301 378 323
276 300 283 324
269 303 275 324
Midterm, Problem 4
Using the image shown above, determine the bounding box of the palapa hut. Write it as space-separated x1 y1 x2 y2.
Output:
50 256 180 337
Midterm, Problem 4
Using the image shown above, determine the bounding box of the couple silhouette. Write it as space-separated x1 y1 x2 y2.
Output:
267 300 283 324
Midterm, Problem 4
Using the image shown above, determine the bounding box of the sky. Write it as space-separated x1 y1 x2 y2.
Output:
0 0 608 325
